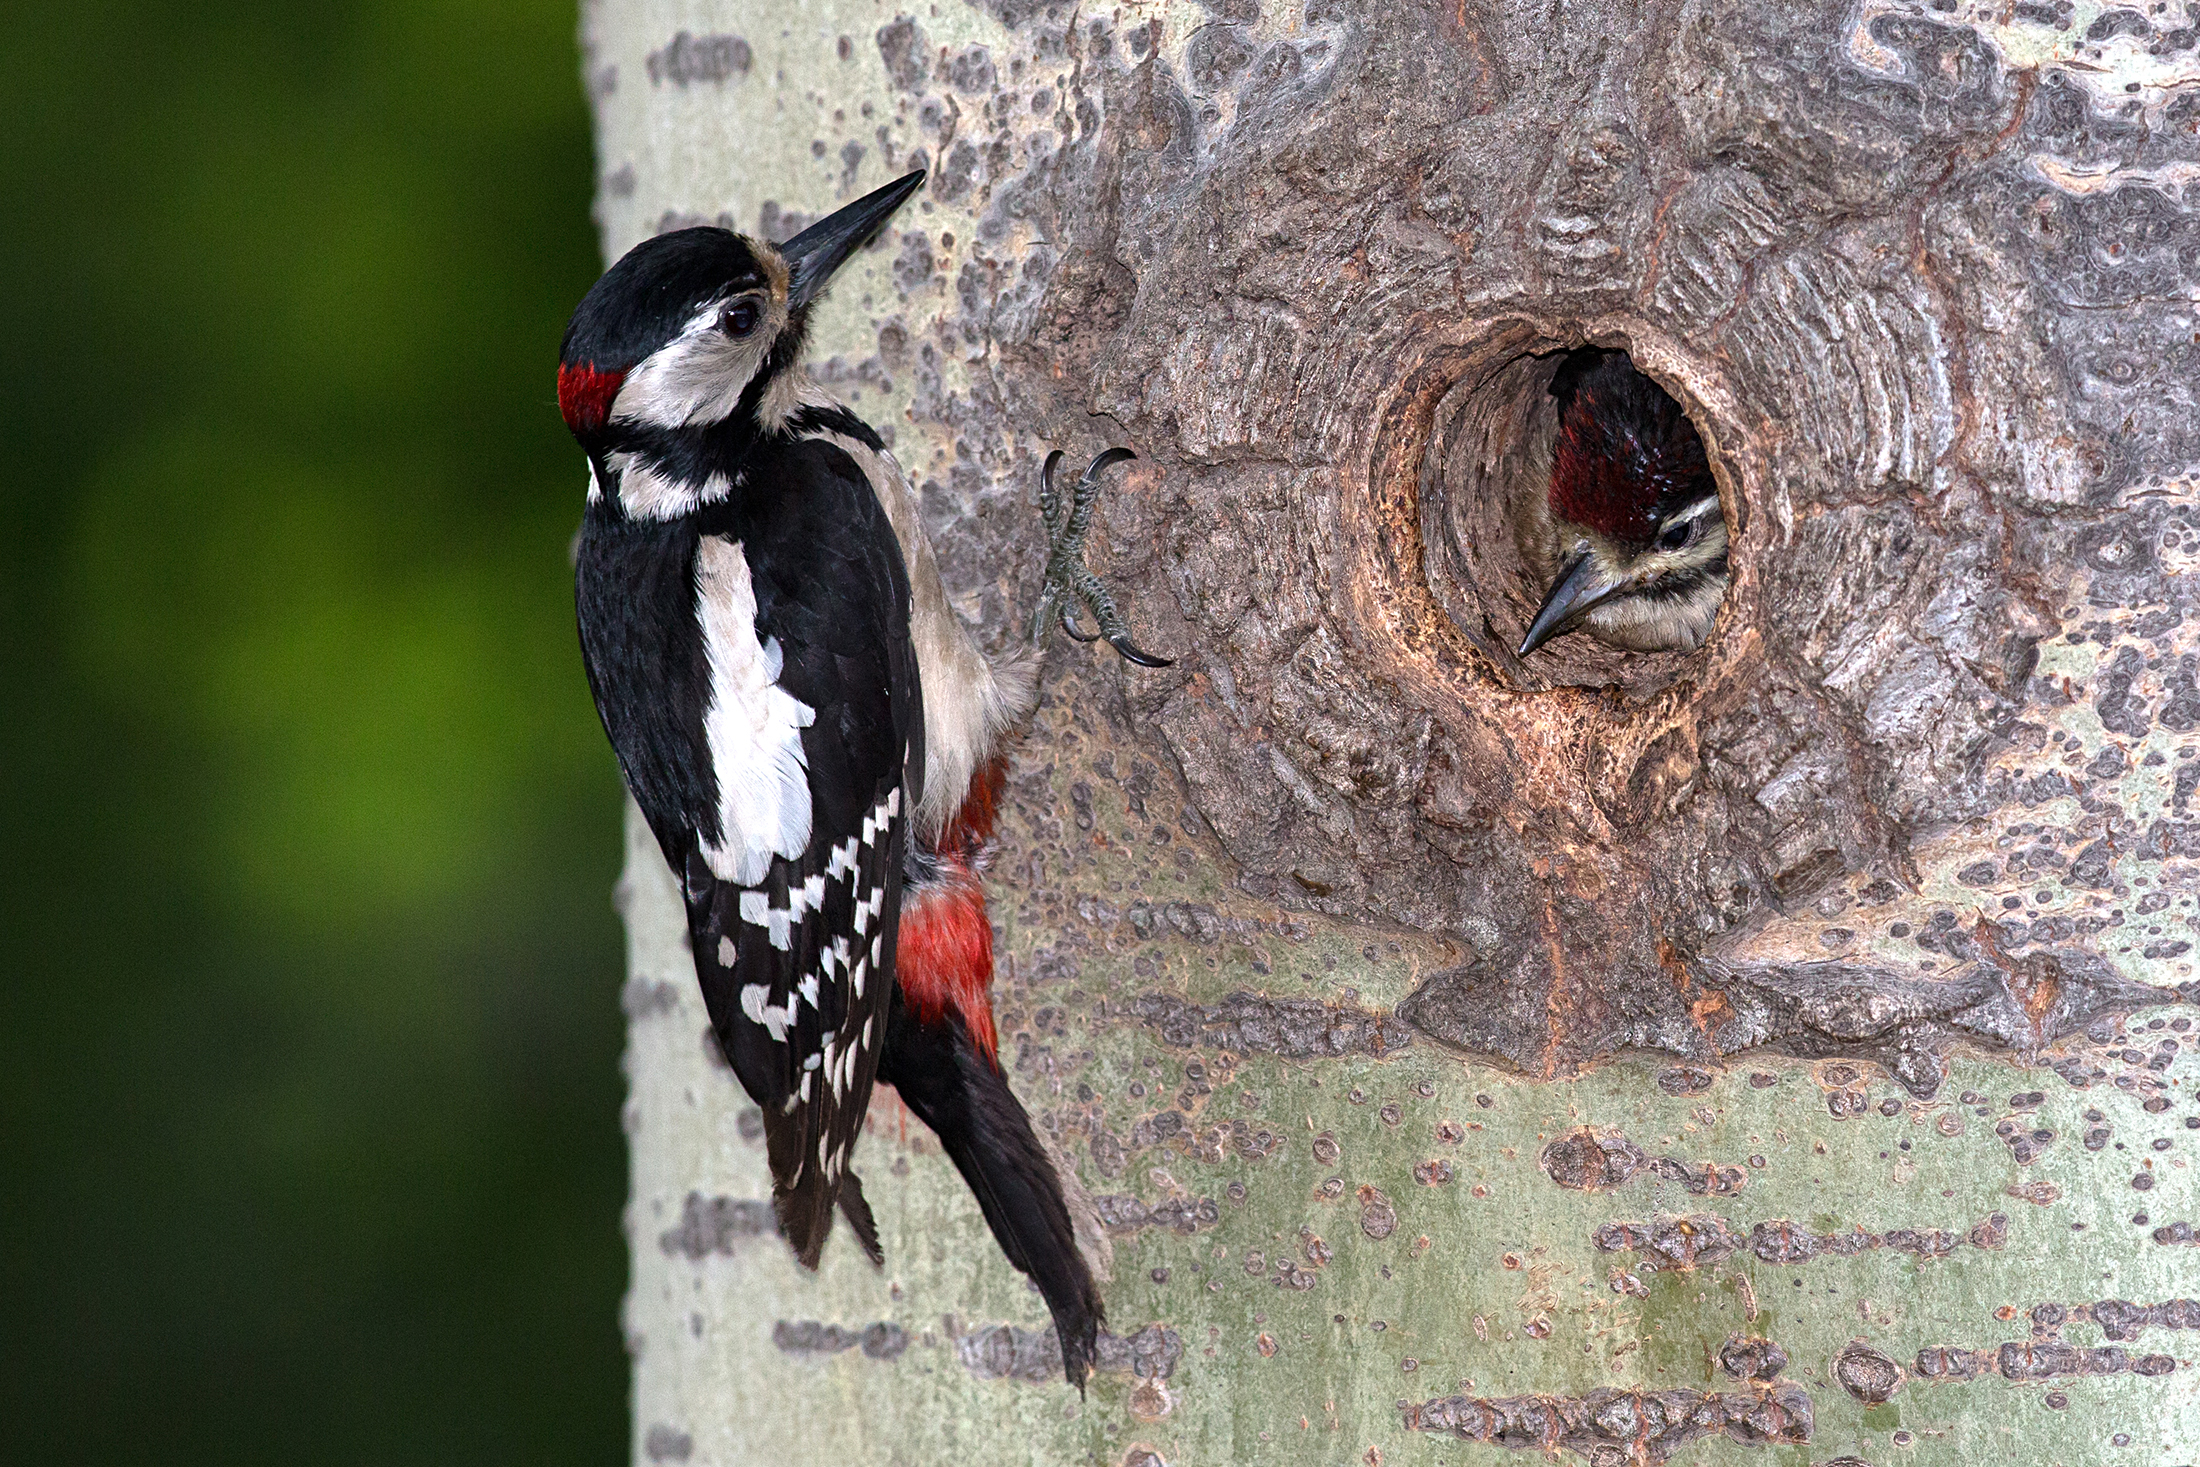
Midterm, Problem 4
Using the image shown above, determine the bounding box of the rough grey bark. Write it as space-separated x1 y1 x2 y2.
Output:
588 2 2199 1463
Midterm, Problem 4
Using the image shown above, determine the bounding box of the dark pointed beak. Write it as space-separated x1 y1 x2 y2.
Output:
780 170 926 308
1517 549 1628 657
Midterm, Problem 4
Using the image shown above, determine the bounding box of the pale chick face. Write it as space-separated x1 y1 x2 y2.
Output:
1553 493 1730 653
1521 348 1731 659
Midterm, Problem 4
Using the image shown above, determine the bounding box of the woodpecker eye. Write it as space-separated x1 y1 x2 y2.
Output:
1657 518 1693 551
720 299 763 337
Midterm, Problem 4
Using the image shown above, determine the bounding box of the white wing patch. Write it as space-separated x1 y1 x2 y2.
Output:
739 983 795 1042
696 537 817 885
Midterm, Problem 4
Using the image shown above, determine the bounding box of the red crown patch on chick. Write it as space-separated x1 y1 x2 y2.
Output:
1547 351 1709 544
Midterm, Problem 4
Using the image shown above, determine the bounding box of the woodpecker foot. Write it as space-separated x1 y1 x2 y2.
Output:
1031 448 1173 667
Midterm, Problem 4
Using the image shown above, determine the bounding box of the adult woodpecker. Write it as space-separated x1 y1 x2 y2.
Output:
559 170 1163 1387
1516 349 1728 657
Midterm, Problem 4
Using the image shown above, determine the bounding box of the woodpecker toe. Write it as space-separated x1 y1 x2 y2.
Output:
1058 604 1102 642
1031 448 1174 667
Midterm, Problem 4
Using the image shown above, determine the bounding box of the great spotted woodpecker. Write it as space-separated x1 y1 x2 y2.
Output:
560 171 1158 1386
1516 350 1728 657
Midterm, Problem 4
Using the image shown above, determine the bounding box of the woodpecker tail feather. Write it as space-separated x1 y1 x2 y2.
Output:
878 990 1106 1388
1034 1117 1115 1287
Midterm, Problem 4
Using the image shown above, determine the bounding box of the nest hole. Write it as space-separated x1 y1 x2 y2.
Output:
1419 342 1731 699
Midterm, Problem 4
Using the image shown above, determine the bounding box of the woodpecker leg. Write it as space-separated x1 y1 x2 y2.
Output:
1031 448 1173 667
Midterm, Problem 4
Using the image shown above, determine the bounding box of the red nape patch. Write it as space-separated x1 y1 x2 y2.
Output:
557 362 625 434
938 758 1008 858
898 864 1000 1065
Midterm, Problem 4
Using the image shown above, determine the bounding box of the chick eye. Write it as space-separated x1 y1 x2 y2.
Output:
720 299 762 337
1657 519 1692 551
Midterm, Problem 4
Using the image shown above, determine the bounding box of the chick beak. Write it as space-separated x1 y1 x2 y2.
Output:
780 170 927 308
1517 548 1628 657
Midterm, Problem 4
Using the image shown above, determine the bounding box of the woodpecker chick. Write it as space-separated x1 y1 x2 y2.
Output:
1517 350 1727 657
560 171 1136 1387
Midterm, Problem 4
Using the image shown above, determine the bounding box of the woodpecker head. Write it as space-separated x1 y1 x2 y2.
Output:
557 170 925 509
1517 350 1728 658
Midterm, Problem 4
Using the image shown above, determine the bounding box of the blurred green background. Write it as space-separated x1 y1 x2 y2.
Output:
0 2 627 1461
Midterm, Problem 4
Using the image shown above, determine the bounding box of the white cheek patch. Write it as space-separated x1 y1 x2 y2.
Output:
695 537 816 885
609 297 784 430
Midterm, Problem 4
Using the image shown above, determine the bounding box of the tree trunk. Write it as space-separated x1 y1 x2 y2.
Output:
587 2 2199 1463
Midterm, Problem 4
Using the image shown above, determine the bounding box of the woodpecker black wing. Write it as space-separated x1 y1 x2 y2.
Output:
695 438 923 1266
577 437 922 1268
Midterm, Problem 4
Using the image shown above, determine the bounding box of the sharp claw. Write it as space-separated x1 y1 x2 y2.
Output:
1106 635 1174 668
1059 605 1101 642
1039 450 1066 536
1078 447 1137 484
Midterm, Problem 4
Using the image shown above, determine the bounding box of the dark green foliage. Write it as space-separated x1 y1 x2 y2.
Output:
0 2 623 1461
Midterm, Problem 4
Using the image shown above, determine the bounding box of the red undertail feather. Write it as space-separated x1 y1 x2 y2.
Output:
897 867 999 1064
901 762 1011 1065
939 757 1006 854
557 362 625 434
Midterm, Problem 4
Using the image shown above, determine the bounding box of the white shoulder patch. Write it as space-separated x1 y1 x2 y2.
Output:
695 536 817 884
